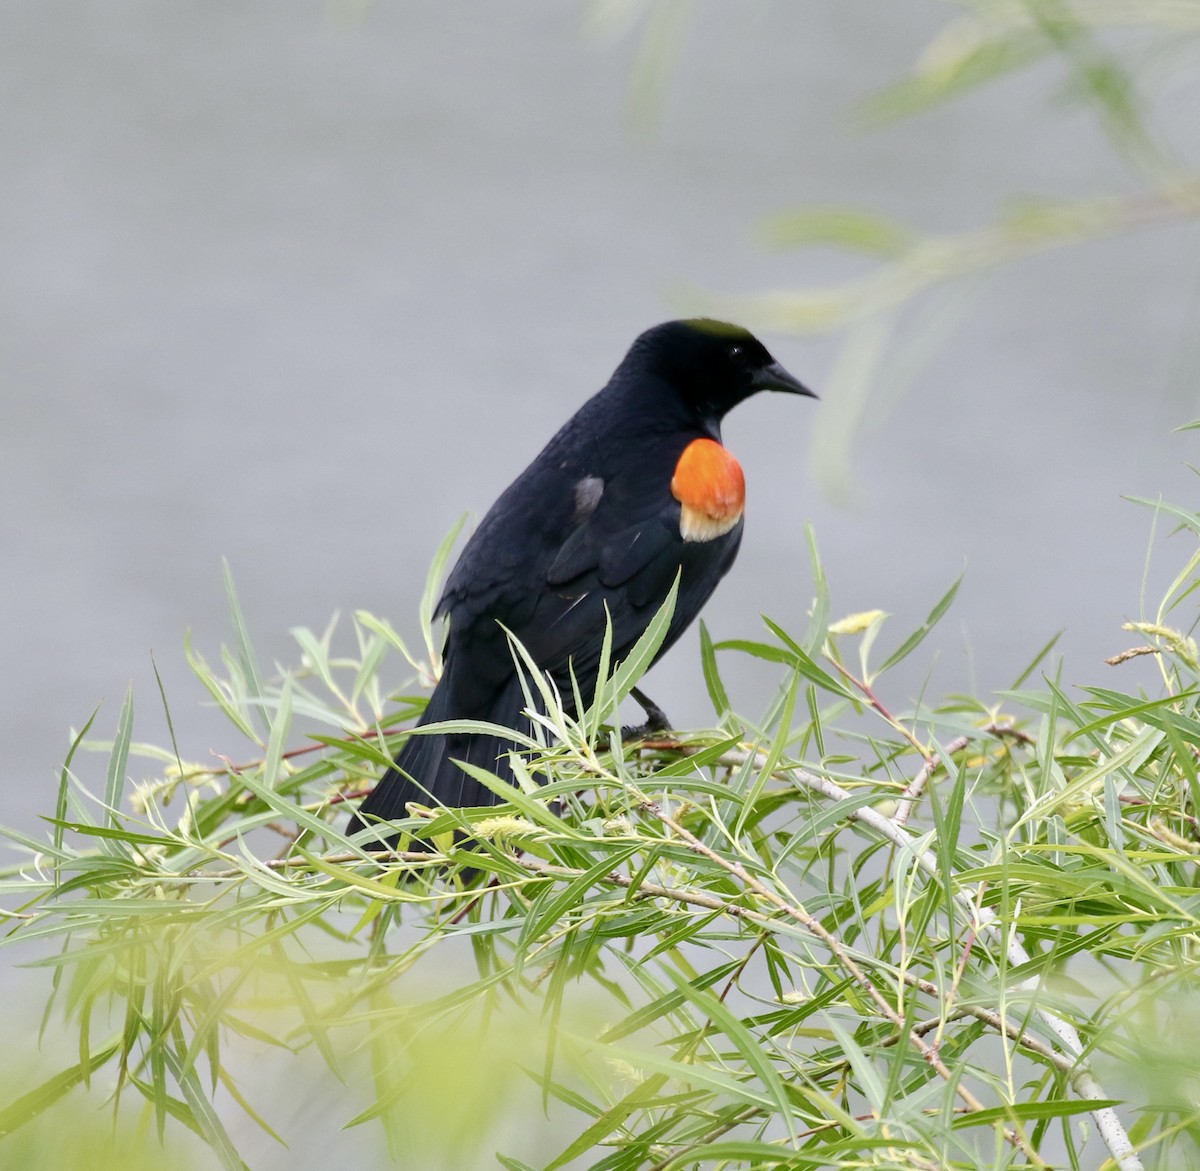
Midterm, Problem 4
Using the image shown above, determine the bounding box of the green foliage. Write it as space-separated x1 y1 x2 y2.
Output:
758 0 1200 310
0 1061 199 1171
2 499 1198 1169
622 0 1200 494
6 6 1200 1166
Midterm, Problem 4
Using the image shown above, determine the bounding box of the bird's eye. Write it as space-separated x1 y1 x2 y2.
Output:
728 345 744 361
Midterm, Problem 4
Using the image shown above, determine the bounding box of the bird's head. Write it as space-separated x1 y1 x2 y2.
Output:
629 318 816 421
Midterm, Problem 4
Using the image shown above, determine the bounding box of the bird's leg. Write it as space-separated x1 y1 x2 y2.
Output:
631 687 671 731
622 686 673 741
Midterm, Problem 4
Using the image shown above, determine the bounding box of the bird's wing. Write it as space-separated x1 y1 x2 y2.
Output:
514 476 738 686
436 438 740 700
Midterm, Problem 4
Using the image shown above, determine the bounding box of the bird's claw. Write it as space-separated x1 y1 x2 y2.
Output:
622 686 673 741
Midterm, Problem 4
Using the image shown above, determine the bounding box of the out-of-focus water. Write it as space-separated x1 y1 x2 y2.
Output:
4 1 1194 825
1 2 1197 1163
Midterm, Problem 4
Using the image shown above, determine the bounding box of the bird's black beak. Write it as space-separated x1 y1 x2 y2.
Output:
753 360 818 399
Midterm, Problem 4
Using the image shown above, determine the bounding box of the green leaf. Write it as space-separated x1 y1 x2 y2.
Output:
763 206 913 256
579 1036 774 1111
103 686 135 838
859 32 1045 125
715 638 797 667
290 624 337 696
446 760 571 834
151 652 185 782
41 820 171 847
354 609 418 668
262 676 294 796
420 513 469 672
350 628 389 706
610 574 680 704
184 632 258 742
161 1037 249 1171
666 1138 921 1167
1125 495 1200 538
236 759 341 850
601 960 744 1044
698 621 731 723
588 601 616 735
802 524 830 657
762 620 859 699
734 671 799 838
666 969 798 1143
0 1037 121 1137
543 1073 670 1171
520 842 644 951
952 1098 1122 1128
877 574 961 673
55 706 99 858
1010 629 1062 690
496 1157 539 1171
222 559 267 737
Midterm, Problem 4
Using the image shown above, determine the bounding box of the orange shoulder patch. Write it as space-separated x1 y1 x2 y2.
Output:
670 438 745 543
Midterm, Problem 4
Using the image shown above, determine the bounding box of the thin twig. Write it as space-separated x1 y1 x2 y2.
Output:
740 751 1144 1171
893 734 969 826
184 722 414 779
984 722 1036 747
185 717 1138 1168
638 798 1042 1163
1106 645 1159 666
825 657 927 756
193 829 1115 1158
1120 791 1200 835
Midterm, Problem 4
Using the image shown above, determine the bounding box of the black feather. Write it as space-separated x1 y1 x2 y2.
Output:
347 319 812 843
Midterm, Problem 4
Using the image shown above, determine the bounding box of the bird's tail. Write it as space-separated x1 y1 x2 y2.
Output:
345 667 530 840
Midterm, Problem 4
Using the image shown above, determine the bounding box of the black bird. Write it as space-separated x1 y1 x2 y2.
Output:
347 319 814 836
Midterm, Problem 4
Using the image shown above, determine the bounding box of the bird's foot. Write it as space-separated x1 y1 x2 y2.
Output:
621 686 673 741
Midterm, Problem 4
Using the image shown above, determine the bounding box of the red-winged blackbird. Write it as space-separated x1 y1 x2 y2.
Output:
348 319 814 836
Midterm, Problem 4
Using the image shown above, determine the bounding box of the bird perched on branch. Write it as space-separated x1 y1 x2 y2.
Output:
347 319 815 837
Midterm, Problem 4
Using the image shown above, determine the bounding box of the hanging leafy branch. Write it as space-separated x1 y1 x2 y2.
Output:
599 0 1200 491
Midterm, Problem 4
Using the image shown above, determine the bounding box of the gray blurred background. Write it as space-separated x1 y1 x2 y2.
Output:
4 2 1197 837
3 2 1199 1165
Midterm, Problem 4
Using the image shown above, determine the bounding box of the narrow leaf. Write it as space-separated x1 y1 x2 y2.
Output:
0 1038 121 1137
222 559 267 736
103 686 135 833
877 574 961 673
